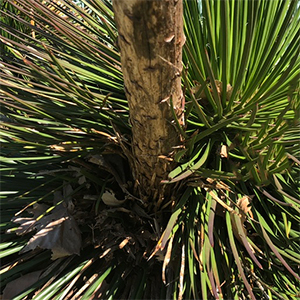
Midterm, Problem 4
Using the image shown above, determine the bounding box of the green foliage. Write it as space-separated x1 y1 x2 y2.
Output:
1 0 299 299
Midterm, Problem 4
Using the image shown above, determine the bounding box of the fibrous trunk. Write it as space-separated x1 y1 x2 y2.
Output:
113 0 184 202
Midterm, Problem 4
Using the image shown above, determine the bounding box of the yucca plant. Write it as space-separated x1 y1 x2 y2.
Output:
1 0 299 299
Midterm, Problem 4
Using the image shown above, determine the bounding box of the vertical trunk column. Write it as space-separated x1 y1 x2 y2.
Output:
113 0 184 201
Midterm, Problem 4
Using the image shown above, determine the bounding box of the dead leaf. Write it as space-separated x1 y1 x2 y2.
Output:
63 183 74 204
219 144 228 158
162 235 174 284
119 237 131 249
230 197 263 268
191 80 233 104
2 270 43 299
19 204 81 260
102 190 125 207
215 80 233 101
191 84 204 96
78 175 86 185
10 186 81 260
28 203 49 218
230 196 254 249
7 217 36 235
236 196 253 223
7 203 49 235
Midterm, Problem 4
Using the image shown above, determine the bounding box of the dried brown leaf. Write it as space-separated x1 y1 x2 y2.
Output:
11 185 81 260
19 205 81 260
2 270 43 299
230 196 254 252
102 190 125 207
7 203 49 235
237 196 253 223
162 235 174 284
8 217 36 235
220 144 228 158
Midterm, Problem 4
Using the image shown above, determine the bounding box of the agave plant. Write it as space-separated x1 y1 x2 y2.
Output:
1 0 299 299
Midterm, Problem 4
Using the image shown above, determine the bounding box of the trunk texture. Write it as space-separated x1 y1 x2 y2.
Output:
113 0 184 202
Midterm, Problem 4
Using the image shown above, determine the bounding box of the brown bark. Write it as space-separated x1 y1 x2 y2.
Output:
113 0 184 202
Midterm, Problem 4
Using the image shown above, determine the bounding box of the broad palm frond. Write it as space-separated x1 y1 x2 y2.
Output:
1 0 299 299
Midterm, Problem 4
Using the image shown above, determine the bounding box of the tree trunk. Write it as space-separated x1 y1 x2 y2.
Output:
113 0 184 202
